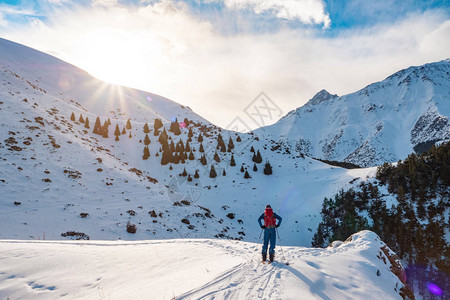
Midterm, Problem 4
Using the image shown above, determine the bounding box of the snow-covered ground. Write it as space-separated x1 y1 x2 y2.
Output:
0 231 408 300
0 37 375 246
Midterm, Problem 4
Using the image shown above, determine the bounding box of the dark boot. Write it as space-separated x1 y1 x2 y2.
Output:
269 253 274 262
262 253 267 262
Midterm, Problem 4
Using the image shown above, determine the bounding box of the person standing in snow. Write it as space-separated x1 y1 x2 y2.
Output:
258 204 282 262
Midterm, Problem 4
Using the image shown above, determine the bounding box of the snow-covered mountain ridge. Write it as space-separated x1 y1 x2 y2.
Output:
0 37 370 246
258 59 450 167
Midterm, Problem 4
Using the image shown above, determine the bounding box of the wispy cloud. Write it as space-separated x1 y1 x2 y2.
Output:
1 0 449 128
209 0 331 28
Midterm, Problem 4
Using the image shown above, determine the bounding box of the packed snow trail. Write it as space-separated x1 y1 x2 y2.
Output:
0 232 407 299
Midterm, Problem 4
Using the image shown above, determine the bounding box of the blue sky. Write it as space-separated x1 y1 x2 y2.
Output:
0 0 449 127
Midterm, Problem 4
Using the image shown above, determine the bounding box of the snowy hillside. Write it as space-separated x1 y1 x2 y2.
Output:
0 37 368 246
257 60 450 167
0 231 412 300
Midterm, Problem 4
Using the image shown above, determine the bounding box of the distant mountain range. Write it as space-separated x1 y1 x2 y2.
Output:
257 60 450 167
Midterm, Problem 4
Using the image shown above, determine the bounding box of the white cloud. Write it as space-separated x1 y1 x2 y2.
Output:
2 1 449 129
213 0 331 28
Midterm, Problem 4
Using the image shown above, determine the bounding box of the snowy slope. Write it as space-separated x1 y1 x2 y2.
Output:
0 37 369 246
257 60 450 167
0 231 411 300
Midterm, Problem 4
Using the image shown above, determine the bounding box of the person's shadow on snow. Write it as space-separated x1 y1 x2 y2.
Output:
276 263 332 300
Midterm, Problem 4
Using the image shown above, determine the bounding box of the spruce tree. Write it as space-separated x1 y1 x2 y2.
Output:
161 149 172 165
230 155 236 166
129 132 132 138
185 140 191 152
93 116 101 134
236 135 241 142
194 170 199 178
107 118 111 126
263 161 272 175
144 134 151 146
189 151 195 160
143 123 150 134
223 169 226 176
79 114 84 123
240 165 244 172
102 125 109 138
198 134 203 143
214 152 220 162
250 146 255 153
187 174 192 182
170 119 181 135
114 124 121 141
209 165 217 178
253 150 262 163
253 164 258 172
183 117 190 127
200 154 207 165
122 127 126 135
70 112 76 121
154 118 163 131
244 170 251 179
228 137 234 152
84 117 90 129
199 143 204 153
126 119 132 130
182 168 187 177
143 146 150 160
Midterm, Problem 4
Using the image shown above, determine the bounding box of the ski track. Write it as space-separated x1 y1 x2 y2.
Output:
177 241 287 300
176 261 282 300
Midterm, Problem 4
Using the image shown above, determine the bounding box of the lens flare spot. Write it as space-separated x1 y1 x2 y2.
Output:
427 283 442 295
179 121 186 128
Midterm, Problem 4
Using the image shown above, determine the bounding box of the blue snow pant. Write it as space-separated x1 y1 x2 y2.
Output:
262 228 276 255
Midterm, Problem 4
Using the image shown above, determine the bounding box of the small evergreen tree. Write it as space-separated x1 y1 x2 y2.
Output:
144 134 151 146
126 119 132 130
70 112 76 121
187 174 192 182
263 161 273 175
244 170 251 179
189 151 195 160
143 146 150 160
240 165 244 172
236 135 241 142
84 117 90 129
182 168 187 177
228 137 234 152
79 114 85 123
209 165 217 178
200 154 207 165
214 152 220 162
250 146 255 153
253 163 258 172
169 119 181 135
143 123 150 134
107 118 111 126
253 150 263 163
93 116 101 134
199 143 205 153
154 118 163 131
188 127 193 138
122 127 126 135
230 155 236 166
198 134 203 143
185 140 191 152
114 124 121 141
223 169 226 176
129 132 132 138
194 170 200 178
